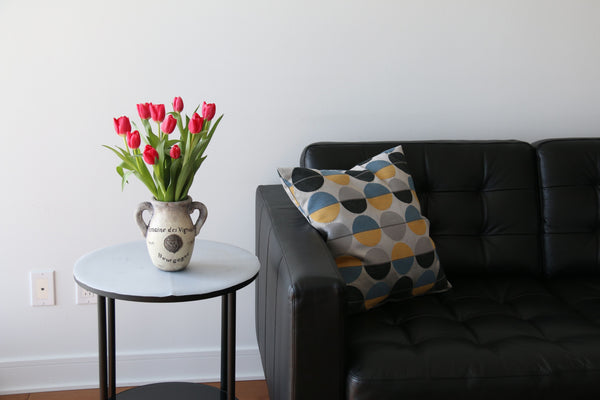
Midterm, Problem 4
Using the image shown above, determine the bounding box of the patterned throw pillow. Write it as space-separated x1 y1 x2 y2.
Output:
278 145 450 313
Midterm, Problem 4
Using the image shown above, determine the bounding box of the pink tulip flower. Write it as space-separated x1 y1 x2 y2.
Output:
149 103 165 122
189 113 204 134
136 103 151 120
126 130 141 149
113 116 131 137
201 102 216 121
173 97 184 112
142 145 159 165
161 115 177 134
170 144 181 159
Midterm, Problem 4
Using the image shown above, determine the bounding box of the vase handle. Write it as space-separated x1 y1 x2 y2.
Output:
190 201 208 236
135 202 153 237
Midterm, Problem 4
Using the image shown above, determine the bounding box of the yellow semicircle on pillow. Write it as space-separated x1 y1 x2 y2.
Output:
289 186 301 206
412 282 435 296
325 175 350 185
392 242 414 260
354 229 382 246
367 193 393 210
335 255 362 268
310 203 340 223
365 295 387 310
375 165 396 180
408 219 427 235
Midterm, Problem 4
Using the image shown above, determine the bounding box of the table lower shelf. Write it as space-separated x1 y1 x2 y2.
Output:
116 382 235 400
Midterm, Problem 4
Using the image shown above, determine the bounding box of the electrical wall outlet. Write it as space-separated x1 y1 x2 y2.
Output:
76 284 97 304
30 270 55 306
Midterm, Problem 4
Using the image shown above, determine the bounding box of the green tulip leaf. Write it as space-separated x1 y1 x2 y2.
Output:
141 119 153 135
166 139 179 148
121 170 135 191
148 131 159 148
208 114 223 138
103 146 136 170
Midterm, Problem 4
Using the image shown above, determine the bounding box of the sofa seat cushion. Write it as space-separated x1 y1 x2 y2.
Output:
346 276 600 400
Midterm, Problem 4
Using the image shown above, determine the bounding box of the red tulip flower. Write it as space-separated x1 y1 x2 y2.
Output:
189 113 204 134
161 115 177 134
113 116 131 137
126 130 141 149
202 102 216 121
136 103 151 120
173 97 184 112
142 145 159 165
149 103 165 122
170 144 181 159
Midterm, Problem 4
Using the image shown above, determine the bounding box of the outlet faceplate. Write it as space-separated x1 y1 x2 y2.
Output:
76 284 97 304
30 270 55 306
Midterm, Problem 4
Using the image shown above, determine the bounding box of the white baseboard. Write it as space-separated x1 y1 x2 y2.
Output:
0 348 264 395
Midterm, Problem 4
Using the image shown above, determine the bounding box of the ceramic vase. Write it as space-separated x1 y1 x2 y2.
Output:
135 196 207 271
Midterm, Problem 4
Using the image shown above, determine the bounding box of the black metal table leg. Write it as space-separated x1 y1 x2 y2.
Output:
108 298 116 399
98 296 108 400
221 292 236 400
227 292 236 400
220 294 228 394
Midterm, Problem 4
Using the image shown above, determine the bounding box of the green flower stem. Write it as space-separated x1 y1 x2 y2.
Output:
153 164 167 200
135 149 158 198
175 112 183 135
141 119 153 145
183 133 194 166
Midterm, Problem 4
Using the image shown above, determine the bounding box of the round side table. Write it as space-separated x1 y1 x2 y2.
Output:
73 240 260 400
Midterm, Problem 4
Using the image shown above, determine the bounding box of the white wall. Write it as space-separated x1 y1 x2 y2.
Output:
1 0 599 393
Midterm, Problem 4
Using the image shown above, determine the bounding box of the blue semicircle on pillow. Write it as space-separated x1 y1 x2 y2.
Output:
307 192 339 215
405 205 422 223
364 183 391 199
352 215 380 234
392 257 414 275
365 160 391 173
366 282 390 300
321 169 344 176
415 270 436 287
339 266 363 284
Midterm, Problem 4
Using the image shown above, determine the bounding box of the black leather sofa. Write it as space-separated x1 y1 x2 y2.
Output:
255 139 600 400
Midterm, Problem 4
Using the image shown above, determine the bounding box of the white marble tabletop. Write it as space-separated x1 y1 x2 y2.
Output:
73 240 260 301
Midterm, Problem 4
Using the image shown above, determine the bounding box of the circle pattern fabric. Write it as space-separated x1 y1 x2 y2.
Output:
278 145 450 314
339 187 367 214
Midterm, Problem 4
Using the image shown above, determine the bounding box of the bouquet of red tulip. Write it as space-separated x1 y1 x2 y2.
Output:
105 97 222 202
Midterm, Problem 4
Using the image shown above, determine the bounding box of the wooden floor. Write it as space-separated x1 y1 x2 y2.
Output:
0 380 269 400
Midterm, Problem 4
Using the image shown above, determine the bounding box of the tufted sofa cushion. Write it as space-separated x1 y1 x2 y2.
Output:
346 276 600 400
536 138 600 277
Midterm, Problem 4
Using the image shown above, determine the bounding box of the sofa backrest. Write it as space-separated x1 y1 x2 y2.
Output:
536 138 600 277
301 141 542 278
